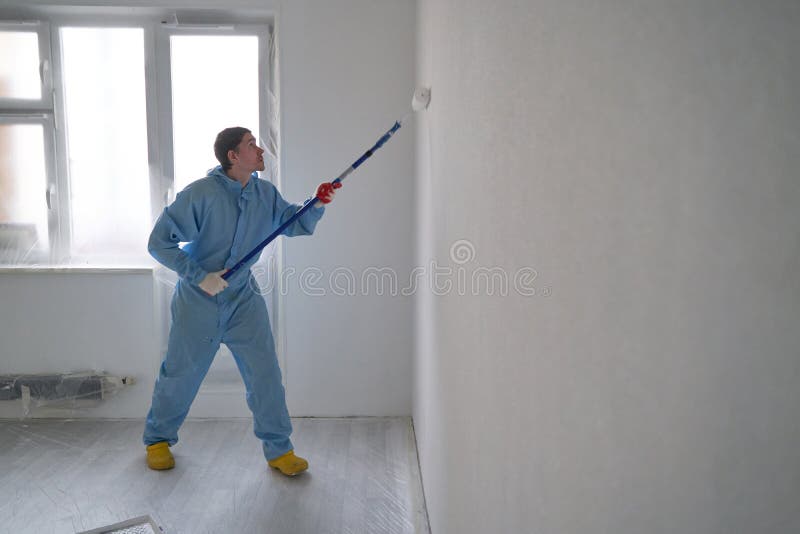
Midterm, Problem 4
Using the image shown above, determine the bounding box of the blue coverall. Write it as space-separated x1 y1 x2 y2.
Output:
143 165 324 460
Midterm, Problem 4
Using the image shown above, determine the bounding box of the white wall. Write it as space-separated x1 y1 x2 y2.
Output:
415 1 800 533
0 271 157 418
279 0 415 416
0 0 415 418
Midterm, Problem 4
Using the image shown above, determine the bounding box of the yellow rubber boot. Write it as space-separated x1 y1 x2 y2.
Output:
146 442 175 470
268 450 308 476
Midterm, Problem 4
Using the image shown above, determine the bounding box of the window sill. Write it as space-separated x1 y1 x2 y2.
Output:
0 265 153 274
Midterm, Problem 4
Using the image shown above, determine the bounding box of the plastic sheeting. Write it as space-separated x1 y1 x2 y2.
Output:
0 371 132 417
76 515 162 534
0 23 281 269
1 418 428 533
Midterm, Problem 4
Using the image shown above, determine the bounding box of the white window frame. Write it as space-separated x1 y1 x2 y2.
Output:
0 21 57 263
50 15 158 264
155 21 272 209
1 7 275 266
0 20 53 112
0 113 58 263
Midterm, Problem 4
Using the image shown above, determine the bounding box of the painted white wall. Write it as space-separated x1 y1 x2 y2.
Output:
0 0 415 418
414 1 800 533
0 272 157 418
279 0 415 416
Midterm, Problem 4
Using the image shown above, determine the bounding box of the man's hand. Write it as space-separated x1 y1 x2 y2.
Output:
315 181 342 205
199 270 229 296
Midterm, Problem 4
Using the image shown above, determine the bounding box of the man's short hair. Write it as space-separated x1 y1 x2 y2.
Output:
214 127 251 171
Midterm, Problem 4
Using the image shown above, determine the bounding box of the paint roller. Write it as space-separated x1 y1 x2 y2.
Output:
222 87 432 281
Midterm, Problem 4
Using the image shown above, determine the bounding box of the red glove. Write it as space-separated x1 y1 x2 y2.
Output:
316 181 342 204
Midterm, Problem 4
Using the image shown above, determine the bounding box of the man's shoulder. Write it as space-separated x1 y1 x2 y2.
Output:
170 177 223 211
182 176 223 196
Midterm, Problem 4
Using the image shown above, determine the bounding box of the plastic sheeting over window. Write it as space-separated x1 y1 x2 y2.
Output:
0 123 50 263
61 27 151 263
0 30 41 100
0 20 279 268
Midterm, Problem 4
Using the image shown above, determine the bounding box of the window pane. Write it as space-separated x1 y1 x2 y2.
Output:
171 35 259 192
0 31 41 100
0 123 49 260
61 27 150 262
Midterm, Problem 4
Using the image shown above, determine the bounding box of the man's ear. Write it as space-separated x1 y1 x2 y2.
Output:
227 149 238 165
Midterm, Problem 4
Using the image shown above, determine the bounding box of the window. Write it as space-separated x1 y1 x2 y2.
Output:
0 22 55 263
61 27 151 261
170 34 260 192
0 120 50 261
0 28 43 100
0 11 274 266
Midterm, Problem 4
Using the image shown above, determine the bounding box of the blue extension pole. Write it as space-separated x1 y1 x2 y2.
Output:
222 119 404 281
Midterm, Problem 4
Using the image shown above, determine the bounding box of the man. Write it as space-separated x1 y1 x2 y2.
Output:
143 126 341 476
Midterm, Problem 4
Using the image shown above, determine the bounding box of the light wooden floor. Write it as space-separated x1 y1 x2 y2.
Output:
0 417 429 534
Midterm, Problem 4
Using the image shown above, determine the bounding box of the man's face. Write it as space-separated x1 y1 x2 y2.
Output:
230 133 265 173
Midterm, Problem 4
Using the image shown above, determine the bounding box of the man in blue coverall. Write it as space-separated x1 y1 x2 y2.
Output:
143 126 340 476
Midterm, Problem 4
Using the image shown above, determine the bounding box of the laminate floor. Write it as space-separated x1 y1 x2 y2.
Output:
0 417 429 534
